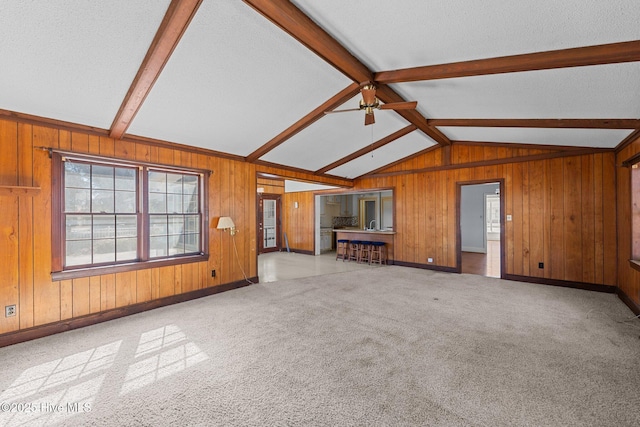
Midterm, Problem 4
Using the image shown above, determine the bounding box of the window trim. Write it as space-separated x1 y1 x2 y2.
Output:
51 151 210 281
625 151 640 271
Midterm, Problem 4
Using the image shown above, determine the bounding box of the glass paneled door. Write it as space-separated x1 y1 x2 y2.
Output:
258 194 281 253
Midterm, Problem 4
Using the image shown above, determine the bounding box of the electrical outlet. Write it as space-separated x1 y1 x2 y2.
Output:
211 270 216 278
538 262 544 269
427 258 433 263
5 305 16 317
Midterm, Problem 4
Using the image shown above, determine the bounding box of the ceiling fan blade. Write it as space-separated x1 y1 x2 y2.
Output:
364 112 375 126
324 108 362 114
361 86 377 105
379 101 418 110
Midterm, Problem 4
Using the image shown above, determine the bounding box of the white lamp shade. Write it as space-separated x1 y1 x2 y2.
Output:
216 216 235 230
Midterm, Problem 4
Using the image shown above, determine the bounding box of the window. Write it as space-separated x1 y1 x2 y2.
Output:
624 151 640 268
52 152 209 280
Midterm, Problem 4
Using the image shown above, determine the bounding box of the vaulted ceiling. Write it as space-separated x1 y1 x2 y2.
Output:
1 0 639 180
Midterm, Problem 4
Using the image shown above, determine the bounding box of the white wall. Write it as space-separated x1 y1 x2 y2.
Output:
461 183 499 253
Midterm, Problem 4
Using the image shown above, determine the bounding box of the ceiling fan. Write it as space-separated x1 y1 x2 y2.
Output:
325 84 417 126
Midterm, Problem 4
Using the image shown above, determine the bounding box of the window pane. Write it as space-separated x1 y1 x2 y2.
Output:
168 215 184 235
150 236 168 257
150 215 167 236
184 215 200 233
183 194 197 213
65 188 91 212
184 234 200 253
65 162 90 188
66 240 92 266
166 173 183 194
94 215 115 239
92 189 115 213
115 167 136 191
182 175 198 196
66 215 92 240
168 234 184 255
116 215 137 238
93 239 116 263
92 165 114 190
149 192 166 213
149 171 166 193
116 237 137 261
167 193 182 213
115 190 136 213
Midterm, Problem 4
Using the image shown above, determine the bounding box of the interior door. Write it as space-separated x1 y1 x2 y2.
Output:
258 194 281 254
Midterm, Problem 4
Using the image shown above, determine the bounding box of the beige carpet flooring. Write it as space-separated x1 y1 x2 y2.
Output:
1 267 639 426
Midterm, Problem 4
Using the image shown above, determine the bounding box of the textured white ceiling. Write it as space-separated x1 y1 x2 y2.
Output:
261 94 412 171
293 0 640 70
327 131 437 179
0 0 169 128
1 1 639 178
438 127 633 148
127 0 351 156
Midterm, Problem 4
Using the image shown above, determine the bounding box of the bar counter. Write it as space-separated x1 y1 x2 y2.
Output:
333 229 396 262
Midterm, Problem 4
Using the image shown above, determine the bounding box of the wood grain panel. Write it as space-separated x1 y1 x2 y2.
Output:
72 277 90 318
0 120 19 334
528 161 544 278
18 123 35 329
32 126 61 326
581 155 595 283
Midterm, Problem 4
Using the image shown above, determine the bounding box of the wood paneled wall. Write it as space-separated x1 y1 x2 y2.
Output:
257 177 285 195
282 191 315 253
358 144 617 287
0 118 259 335
617 139 640 309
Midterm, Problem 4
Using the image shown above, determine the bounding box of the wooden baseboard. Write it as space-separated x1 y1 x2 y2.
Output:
0 277 258 348
504 274 616 293
617 288 640 316
392 261 458 273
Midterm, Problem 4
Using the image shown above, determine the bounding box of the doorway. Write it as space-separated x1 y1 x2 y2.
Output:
458 181 504 278
258 194 281 254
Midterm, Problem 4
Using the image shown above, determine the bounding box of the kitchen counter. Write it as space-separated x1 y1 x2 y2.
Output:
333 229 396 262
332 229 396 235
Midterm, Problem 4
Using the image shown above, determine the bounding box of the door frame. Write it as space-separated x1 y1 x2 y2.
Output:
257 193 282 254
456 179 505 278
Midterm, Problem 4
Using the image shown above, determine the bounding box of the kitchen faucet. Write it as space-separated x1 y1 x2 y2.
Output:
369 220 376 230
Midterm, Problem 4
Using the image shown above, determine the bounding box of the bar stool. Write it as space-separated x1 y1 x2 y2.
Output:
336 239 349 261
347 240 361 262
358 241 373 264
370 242 387 265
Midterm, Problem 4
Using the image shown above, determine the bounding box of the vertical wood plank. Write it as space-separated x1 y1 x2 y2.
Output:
528 160 544 278
89 276 101 314
101 274 116 311
136 269 152 303
563 156 582 282
60 279 73 320
548 158 564 280
115 271 136 307
581 155 595 283
0 120 20 333
18 122 35 328
32 126 61 326
602 152 617 285
72 277 90 317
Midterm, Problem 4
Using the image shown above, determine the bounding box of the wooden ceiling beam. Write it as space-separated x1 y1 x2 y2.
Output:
109 0 202 140
245 83 361 162
315 125 417 175
427 118 640 129
375 85 451 146
243 0 372 84
375 40 640 84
